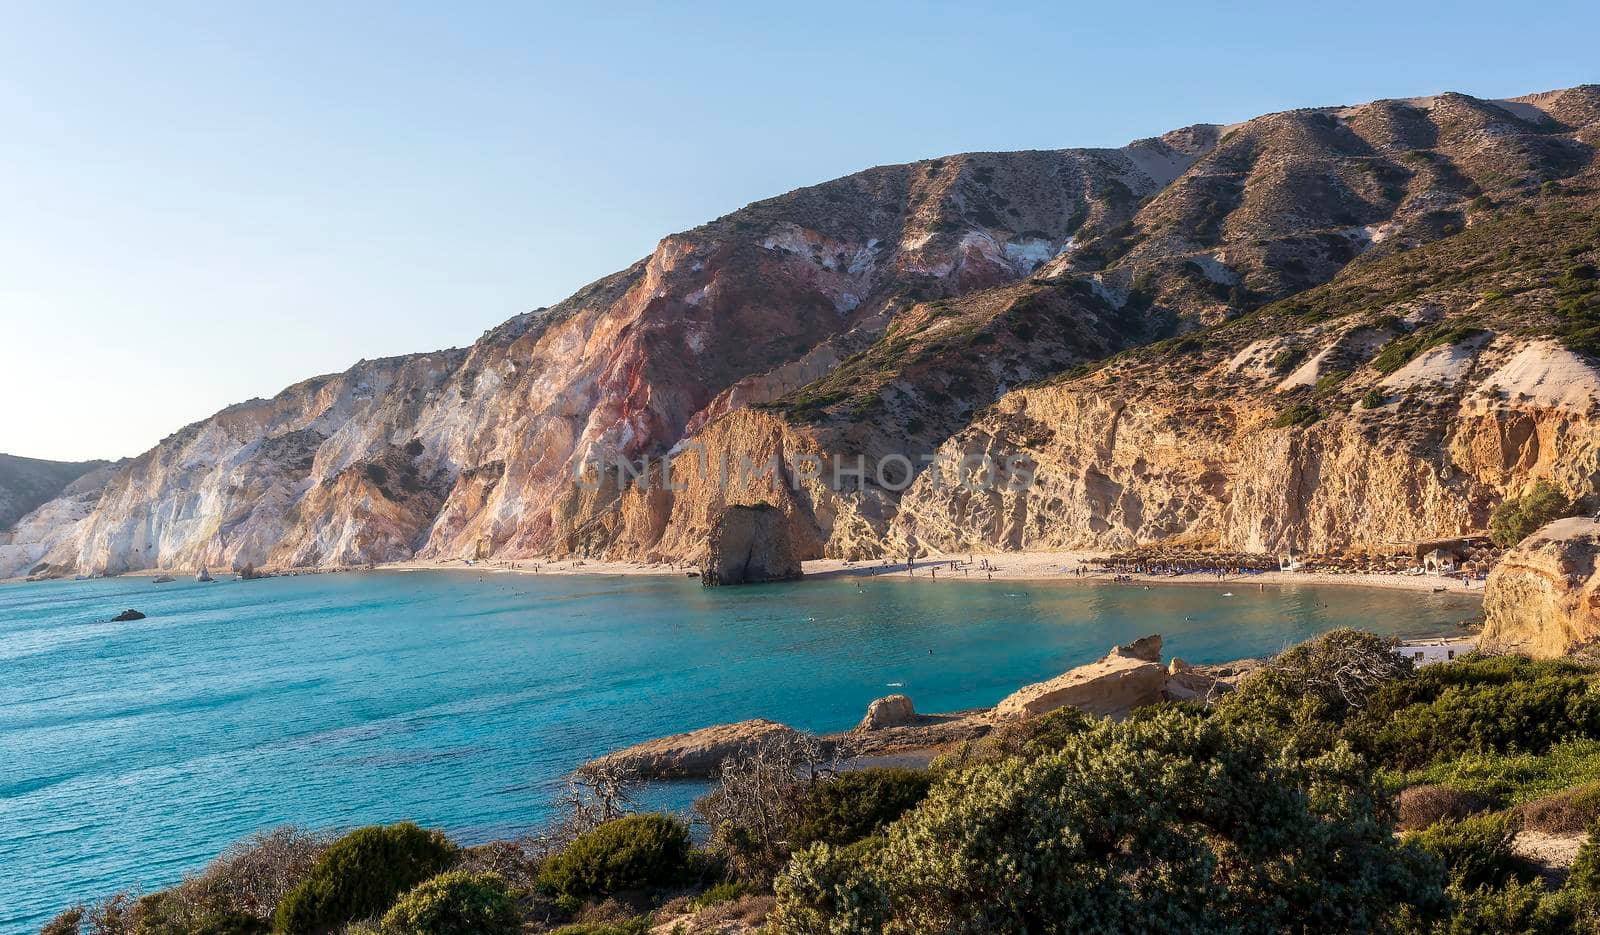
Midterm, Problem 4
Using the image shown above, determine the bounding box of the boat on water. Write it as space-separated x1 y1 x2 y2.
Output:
153 575 175 583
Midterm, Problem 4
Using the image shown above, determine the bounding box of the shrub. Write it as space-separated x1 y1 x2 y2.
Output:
786 769 934 850
380 871 519 935
771 710 1444 933
1390 739 1600 804
931 705 1098 770
1489 481 1573 547
1272 402 1321 428
1398 785 1502 831
1314 369 1350 396
456 839 543 892
1215 628 1411 752
1406 813 1524 890
1567 816 1600 899
1364 670 1600 770
1393 876 1576 935
689 881 752 910
1514 783 1600 834
188 912 270 935
39 907 84 935
1361 387 1386 409
536 814 691 903
546 919 651 935
273 823 459 934
695 733 826 883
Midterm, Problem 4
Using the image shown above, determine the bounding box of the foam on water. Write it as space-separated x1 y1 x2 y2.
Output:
0 570 1478 930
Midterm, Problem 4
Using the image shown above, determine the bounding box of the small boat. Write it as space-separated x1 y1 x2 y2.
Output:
153 575 175 583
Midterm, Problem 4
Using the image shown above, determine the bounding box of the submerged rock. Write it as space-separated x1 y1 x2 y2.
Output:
1483 517 1600 658
587 718 801 779
854 694 916 732
701 504 803 587
111 609 146 621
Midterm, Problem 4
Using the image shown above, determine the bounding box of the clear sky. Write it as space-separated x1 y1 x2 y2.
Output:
1 1 1595 462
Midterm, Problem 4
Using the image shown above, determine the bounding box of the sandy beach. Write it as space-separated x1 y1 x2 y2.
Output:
372 549 1484 596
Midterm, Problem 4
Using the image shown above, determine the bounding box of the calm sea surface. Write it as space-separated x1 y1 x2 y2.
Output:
0 570 1479 930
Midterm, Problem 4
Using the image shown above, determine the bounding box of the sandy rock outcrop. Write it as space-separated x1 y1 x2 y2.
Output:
701 504 805 586
586 718 801 779
854 694 916 731
1482 517 1600 657
995 642 1169 720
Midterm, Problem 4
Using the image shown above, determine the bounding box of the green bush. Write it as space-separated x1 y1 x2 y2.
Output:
1394 876 1576 935
1390 740 1600 804
1371 325 1487 376
547 919 651 935
1364 670 1600 770
1214 628 1411 752
1406 813 1524 891
1489 481 1572 547
1361 387 1387 409
787 768 934 850
536 814 691 903
273 823 458 934
931 705 1098 770
380 871 519 935
1272 402 1321 428
1568 816 1600 899
771 710 1444 933
190 912 271 935
689 880 753 910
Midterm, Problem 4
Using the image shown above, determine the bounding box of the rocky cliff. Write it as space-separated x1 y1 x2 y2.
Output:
8 85 1600 577
0 454 108 531
1482 517 1600 657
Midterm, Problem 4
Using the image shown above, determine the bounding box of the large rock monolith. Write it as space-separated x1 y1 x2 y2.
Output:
701 503 803 586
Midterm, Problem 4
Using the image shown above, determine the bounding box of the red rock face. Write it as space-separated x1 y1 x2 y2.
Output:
10 86 1600 576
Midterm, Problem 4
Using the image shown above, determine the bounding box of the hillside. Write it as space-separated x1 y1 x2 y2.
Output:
0 454 108 531
7 85 1600 577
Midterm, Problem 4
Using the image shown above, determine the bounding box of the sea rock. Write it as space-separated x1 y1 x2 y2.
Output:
995 647 1167 720
1113 634 1163 662
195 567 214 582
1482 518 1600 658
587 718 801 779
854 694 916 732
111 609 146 621
701 504 803 587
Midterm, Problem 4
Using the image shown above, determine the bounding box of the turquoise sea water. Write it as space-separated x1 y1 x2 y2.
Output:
0 570 1479 931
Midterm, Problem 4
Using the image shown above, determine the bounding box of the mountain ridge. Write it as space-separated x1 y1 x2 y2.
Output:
5 84 1599 578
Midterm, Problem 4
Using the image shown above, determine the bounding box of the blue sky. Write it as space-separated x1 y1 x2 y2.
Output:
1 1 1595 461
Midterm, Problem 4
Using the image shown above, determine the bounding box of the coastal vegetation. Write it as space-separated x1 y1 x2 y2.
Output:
34 627 1600 934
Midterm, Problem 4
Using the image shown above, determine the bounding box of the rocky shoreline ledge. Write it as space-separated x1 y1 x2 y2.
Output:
585 635 1263 780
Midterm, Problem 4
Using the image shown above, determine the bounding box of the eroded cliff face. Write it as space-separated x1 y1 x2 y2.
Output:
1482 518 1600 657
889 337 1600 556
9 86 1600 576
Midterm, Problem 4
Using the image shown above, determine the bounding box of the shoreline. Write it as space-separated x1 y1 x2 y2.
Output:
374 549 1486 598
11 550 1486 599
